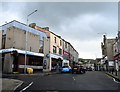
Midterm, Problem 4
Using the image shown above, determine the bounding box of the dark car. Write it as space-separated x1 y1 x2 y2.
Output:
72 65 86 74
86 67 92 71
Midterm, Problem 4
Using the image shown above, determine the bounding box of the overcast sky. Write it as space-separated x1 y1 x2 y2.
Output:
0 2 118 59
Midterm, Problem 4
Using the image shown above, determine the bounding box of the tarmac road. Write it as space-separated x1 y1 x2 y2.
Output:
15 71 119 92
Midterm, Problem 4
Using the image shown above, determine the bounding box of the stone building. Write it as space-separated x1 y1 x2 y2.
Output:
1 20 79 73
101 35 116 71
35 25 79 71
1 20 48 73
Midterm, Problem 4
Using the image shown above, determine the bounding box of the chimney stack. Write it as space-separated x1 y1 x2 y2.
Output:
29 23 36 28
42 27 49 31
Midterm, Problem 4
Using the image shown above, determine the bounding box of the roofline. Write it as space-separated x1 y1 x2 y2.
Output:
1 20 79 54
1 20 46 34
1 20 27 27
49 31 61 38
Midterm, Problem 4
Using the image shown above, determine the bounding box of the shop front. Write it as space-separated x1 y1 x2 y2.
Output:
50 54 63 71
1 48 44 73
18 55 43 72
62 59 69 66
114 53 120 71
63 50 70 66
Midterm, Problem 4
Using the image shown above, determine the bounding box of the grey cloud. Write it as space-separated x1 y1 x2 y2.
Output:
2 2 117 27
1 2 118 58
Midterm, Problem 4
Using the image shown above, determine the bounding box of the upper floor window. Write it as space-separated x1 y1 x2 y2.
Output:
54 37 56 43
53 46 57 53
59 48 62 55
65 42 67 48
60 40 62 46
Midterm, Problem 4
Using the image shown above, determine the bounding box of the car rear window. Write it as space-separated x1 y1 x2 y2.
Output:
73 66 78 68
62 66 69 68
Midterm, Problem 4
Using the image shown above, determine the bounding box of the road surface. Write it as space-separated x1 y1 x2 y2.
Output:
15 71 119 92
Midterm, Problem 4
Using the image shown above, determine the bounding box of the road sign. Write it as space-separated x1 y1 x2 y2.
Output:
43 60 47 65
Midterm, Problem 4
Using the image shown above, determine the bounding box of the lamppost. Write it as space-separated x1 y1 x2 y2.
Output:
24 9 38 74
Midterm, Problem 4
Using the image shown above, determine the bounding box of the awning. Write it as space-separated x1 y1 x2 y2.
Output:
63 59 69 63
50 54 63 60
0 48 44 57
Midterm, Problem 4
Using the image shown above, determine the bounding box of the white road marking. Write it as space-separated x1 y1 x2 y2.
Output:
73 77 75 81
113 78 120 84
14 81 23 90
20 82 33 92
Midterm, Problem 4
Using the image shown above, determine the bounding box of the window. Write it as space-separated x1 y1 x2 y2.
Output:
54 37 56 43
2 34 6 49
59 48 62 55
39 40 44 53
30 47 32 51
60 40 62 46
29 56 43 66
53 46 57 53
65 42 67 48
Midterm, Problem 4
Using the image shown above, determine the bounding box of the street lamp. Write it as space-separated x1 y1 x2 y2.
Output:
24 9 38 74
27 9 38 25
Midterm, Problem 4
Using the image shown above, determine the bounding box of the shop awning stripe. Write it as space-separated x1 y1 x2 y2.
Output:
0 48 44 57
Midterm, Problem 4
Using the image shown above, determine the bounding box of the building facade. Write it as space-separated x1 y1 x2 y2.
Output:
101 35 116 71
0 29 2 72
113 32 120 72
1 20 48 73
1 20 79 73
35 26 63 71
35 25 79 71
62 40 70 66
49 32 63 71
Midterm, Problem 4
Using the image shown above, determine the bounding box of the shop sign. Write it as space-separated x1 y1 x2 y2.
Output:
46 54 50 58
43 60 47 65
63 50 70 60
114 56 118 60
2 49 9 53
50 54 63 60
19 65 43 69
63 51 69 56
26 51 34 55
108 61 114 66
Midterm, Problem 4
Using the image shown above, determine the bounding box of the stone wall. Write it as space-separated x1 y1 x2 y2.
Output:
3 54 13 73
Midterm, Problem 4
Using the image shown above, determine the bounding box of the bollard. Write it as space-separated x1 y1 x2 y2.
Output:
115 70 118 76
27 68 33 74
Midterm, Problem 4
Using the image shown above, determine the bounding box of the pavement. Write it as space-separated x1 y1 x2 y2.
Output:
105 71 120 82
1 71 59 91
2 78 23 91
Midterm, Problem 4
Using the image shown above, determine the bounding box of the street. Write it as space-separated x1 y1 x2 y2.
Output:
15 71 119 92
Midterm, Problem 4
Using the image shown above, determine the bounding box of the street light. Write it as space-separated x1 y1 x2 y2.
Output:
27 9 38 25
24 9 38 74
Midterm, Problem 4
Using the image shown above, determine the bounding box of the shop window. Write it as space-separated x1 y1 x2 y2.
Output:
29 56 43 66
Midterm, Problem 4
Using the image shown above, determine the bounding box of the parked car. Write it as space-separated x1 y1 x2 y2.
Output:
86 67 93 71
61 66 72 73
72 65 86 74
